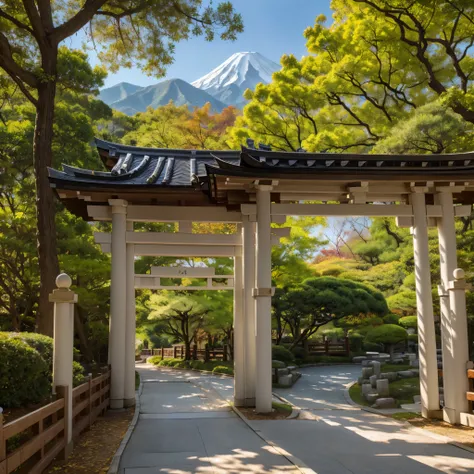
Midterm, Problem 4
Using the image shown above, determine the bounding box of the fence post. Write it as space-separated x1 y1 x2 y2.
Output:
324 338 329 355
56 385 73 459
88 373 93 430
205 344 210 363
49 274 77 457
223 345 228 362
0 408 5 469
173 346 177 359
161 347 164 361
192 345 197 360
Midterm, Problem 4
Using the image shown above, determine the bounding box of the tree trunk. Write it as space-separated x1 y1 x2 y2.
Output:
34 54 60 337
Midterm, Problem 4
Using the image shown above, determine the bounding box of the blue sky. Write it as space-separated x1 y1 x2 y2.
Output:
70 0 332 88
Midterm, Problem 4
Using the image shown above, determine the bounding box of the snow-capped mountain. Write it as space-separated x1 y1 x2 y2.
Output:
101 79 226 116
98 52 279 115
192 52 280 106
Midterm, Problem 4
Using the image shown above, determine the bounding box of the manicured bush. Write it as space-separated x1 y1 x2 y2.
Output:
272 345 295 364
383 314 400 325
365 324 408 356
290 346 306 360
408 334 418 343
398 316 418 329
73 361 86 387
0 335 50 408
147 355 162 365
362 341 384 352
212 365 234 375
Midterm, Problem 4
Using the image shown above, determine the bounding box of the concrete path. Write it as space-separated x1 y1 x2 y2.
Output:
264 365 474 474
119 365 300 473
120 364 474 474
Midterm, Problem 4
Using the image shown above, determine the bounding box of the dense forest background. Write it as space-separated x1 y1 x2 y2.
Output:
2 0 474 363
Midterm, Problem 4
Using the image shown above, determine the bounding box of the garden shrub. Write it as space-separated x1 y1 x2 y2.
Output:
290 346 306 360
272 345 295 364
383 314 400 325
365 324 408 355
0 334 50 408
147 355 162 365
303 355 351 364
212 365 234 375
398 316 418 329
73 361 86 387
408 334 419 343
363 341 384 352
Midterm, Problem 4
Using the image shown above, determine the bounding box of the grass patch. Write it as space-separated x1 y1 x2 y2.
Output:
348 383 370 407
135 371 140 390
391 412 420 421
389 377 420 405
380 363 413 372
272 401 293 414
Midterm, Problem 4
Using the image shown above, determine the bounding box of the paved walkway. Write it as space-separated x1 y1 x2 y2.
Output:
119 365 300 473
120 364 474 474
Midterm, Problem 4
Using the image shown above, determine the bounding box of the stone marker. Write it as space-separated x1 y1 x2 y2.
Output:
362 367 374 378
376 379 390 397
366 393 379 403
413 395 421 403
362 383 373 396
278 374 292 386
374 397 397 409
372 361 381 378
380 372 398 382
398 370 414 378
277 368 290 377
352 356 367 363
272 360 286 368
369 374 378 388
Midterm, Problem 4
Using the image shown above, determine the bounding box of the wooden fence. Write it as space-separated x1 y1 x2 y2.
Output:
467 369 474 410
0 369 110 473
142 344 228 362
307 338 350 356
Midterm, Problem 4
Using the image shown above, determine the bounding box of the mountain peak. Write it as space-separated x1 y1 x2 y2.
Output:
191 52 280 105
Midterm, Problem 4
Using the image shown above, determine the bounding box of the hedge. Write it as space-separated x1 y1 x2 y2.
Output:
272 345 295 364
0 332 85 408
212 365 234 375
398 316 418 329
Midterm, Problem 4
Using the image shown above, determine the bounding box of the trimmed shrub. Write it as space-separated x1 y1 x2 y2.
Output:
290 346 306 360
212 365 234 375
73 361 86 387
383 314 400 325
0 335 50 408
363 341 384 352
398 316 418 329
365 324 408 356
272 345 295 364
303 355 351 364
408 334 419 343
147 355 162 365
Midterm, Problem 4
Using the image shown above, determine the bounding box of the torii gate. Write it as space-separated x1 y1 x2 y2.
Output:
48 138 474 424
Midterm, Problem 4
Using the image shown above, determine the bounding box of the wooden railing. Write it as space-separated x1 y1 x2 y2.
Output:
72 370 110 439
467 369 474 410
0 369 110 473
142 344 228 362
307 338 350 356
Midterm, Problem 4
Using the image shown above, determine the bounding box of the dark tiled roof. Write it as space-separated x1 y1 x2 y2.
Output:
48 138 240 189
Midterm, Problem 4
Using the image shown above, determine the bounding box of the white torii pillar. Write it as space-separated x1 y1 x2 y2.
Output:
233 236 245 406
255 186 273 413
410 190 440 417
242 216 256 407
124 221 136 407
436 189 470 423
109 199 127 409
